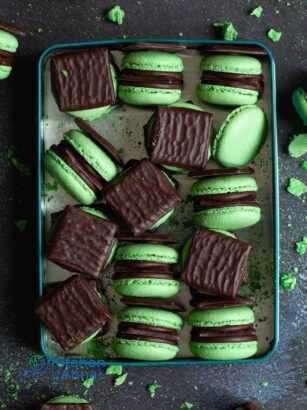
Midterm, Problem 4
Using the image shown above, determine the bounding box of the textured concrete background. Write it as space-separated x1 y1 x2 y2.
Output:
0 1 306 409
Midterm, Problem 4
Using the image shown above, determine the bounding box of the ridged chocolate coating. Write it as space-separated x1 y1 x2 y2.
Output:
48 205 118 278
103 158 181 235
38 404 94 410
34 275 111 352
181 228 251 298
50 47 116 112
149 107 213 169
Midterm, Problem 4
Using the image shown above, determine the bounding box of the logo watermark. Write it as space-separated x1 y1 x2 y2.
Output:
23 350 105 381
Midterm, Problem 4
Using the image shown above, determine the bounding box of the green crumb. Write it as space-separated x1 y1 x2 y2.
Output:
14 219 28 231
5 147 31 176
114 372 128 386
82 377 95 389
267 29 282 42
250 6 263 18
287 177 307 196
288 134 307 158
37 27 43 33
105 5 125 25
293 267 299 273
300 161 307 170
213 21 238 41
181 402 194 409
280 273 297 291
260 380 269 387
178 32 183 37
42 182 58 192
147 382 161 398
295 237 307 255
60 69 69 78
105 365 123 376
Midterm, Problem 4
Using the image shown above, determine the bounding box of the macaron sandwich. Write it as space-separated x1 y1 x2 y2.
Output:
188 296 258 360
118 42 184 105
0 21 25 79
189 167 261 230
113 233 180 298
44 118 123 205
196 50 264 106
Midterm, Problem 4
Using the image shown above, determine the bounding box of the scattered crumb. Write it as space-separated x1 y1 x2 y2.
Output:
300 161 307 170
114 372 128 386
82 377 95 389
5 147 31 176
181 402 194 409
288 134 307 158
280 273 297 291
213 21 238 40
178 32 183 37
105 5 125 25
37 27 43 33
267 28 282 42
147 382 161 398
14 219 28 231
295 237 307 255
287 177 307 196
60 69 69 78
260 380 269 387
105 365 123 376
42 182 58 192
250 6 263 18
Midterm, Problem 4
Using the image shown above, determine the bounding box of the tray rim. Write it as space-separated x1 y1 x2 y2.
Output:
37 38 279 366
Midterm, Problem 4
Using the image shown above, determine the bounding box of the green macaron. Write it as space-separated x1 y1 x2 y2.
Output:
196 54 263 106
112 306 183 361
44 129 118 205
292 87 307 126
46 395 91 405
118 50 184 105
188 303 258 360
191 170 261 230
212 105 268 167
113 243 180 298
0 29 18 79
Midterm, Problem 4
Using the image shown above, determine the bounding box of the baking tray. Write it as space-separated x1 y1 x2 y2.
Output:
37 39 279 365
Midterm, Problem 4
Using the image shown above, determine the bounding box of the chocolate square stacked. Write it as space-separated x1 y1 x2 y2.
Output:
50 47 117 112
47 205 118 279
35 275 111 352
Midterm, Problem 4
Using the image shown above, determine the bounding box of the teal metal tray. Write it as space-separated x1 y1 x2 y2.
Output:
37 39 279 365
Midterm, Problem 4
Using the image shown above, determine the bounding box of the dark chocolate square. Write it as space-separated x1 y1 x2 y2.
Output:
50 47 116 112
103 158 181 235
181 228 251 298
35 275 111 352
149 106 213 169
48 205 118 279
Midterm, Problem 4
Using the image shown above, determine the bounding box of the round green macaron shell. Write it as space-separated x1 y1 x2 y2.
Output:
0 64 12 80
189 340 258 360
0 29 18 52
193 206 261 230
196 84 259 106
118 86 182 106
44 149 97 205
292 87 307 125
118 306 183 329
212 105 268 167
122 51 184 72
112 337 179 361
188 306 255 327
48 395 89 404
115 243 179 264
191 174 258 196
200 55 262 75
113 277 180 298
67 64 118 120
64 129 118 182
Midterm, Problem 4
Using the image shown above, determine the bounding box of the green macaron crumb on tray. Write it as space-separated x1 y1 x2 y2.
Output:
38 39 279 365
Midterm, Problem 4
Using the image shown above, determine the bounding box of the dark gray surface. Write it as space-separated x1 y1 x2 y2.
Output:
0 1 306 409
